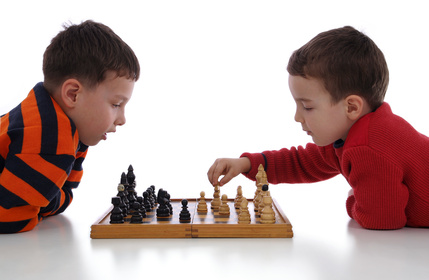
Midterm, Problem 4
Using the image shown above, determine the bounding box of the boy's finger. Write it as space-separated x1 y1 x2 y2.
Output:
207 160 223 186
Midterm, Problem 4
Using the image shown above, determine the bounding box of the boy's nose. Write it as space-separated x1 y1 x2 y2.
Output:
115 114 126 126
294 110 303 123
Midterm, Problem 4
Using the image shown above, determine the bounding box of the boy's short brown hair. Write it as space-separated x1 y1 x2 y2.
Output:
287 26 389 110
43 20 140 93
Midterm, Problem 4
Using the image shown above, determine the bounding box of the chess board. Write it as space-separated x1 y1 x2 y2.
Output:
90 198 293 238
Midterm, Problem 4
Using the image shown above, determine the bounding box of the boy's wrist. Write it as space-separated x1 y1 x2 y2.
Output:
239 157 251 174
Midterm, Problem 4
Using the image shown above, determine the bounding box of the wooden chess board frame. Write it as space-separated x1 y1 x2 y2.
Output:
90 198 293 238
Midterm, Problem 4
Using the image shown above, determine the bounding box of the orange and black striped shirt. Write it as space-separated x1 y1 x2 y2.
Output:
0 82 88 233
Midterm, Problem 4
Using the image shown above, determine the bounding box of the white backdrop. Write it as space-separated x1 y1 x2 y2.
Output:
1 0 428 216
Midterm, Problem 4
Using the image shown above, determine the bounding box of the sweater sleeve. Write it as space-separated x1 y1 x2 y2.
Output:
241 143 341 184
0 151 83 233
344 147 408 229
40 146 87 217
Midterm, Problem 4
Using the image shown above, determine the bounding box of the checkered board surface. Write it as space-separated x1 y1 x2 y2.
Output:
90 198 293 238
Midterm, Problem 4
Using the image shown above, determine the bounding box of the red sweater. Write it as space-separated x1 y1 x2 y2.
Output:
241 103 429 229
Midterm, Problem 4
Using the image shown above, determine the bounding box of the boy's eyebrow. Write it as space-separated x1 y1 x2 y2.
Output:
114 95 129 101
294 97 313 102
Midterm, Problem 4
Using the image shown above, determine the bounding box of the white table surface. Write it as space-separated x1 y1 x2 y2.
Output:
1 175 428 280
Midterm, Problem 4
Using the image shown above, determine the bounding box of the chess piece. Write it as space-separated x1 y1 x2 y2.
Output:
238 198 251 224
254 164 268 202
127 164 136 187
143 191 152 212
211 184 221 210
110 197 124 224
197 191 208 212
179 199 191 223
120 172 128 186
130 201 143 223
219 194 230 216
258 184 269 213
260 191 276 224
150 185 157 204
165 192 173 215
137 196 147 218
253 184 263 213
117 182 125 196
156 189 170 217
234 185 243 209
117 183 128 217
255 164 265 186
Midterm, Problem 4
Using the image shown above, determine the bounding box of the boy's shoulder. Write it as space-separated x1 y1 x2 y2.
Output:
1 83 80 155
345 102 429 152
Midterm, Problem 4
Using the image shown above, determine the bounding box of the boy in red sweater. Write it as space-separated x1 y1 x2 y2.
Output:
207 26 429 230
0 20 140 233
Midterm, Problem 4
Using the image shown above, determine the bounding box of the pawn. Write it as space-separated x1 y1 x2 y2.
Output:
110 197 124 224
260 191 276 224
150 185 157 204
130 202 143 224
142 191 152 212
179 199 192 223
197 191 208 213
234 185 243 209
118 195 128 218
238 198 251 224
211 184 221 210
136 196 147 218
165 192 173 215
218 194 230 216
146 187 155 208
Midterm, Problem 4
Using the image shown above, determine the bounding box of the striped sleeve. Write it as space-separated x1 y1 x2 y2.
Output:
0 83 87 233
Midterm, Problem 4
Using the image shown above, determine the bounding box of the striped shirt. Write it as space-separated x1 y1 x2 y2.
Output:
0 82 88 233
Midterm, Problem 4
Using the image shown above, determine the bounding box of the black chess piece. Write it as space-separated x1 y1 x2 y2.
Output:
137 196 147 218
146 187 155 208
127 165 136 187
130 202 143 223
120 172 128 186
165 192 173 215
262 184 269 192
179 199 191 223
157 188 165 205
110 197 124 224
150 185 157 204
156 190 170 218
127 188 136 215
118 193 128 218
143 191 152 212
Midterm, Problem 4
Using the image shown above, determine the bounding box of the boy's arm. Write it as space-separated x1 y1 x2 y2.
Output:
0 150 86 233
241 143 341 184
40 148 87 216
345 147 408 229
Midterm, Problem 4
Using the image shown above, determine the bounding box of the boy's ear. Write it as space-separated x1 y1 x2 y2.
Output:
60 79 83 108
344 95 365 121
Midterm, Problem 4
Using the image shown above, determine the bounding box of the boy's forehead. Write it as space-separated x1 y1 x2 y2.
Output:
289 75 328 100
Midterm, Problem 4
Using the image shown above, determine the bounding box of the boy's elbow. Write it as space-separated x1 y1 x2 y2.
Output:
0 217 40 233
353 211 407 230
0 205 42 233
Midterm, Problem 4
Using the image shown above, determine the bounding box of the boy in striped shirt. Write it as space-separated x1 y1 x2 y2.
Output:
0 20 140 233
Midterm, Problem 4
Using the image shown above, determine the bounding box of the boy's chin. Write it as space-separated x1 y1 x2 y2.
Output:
80 138 102 146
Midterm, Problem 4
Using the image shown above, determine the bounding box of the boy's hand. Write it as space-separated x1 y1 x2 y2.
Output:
207 157 251 187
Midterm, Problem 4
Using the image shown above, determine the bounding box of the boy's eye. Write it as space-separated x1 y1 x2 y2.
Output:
113 104 121 108
302 104 312 111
